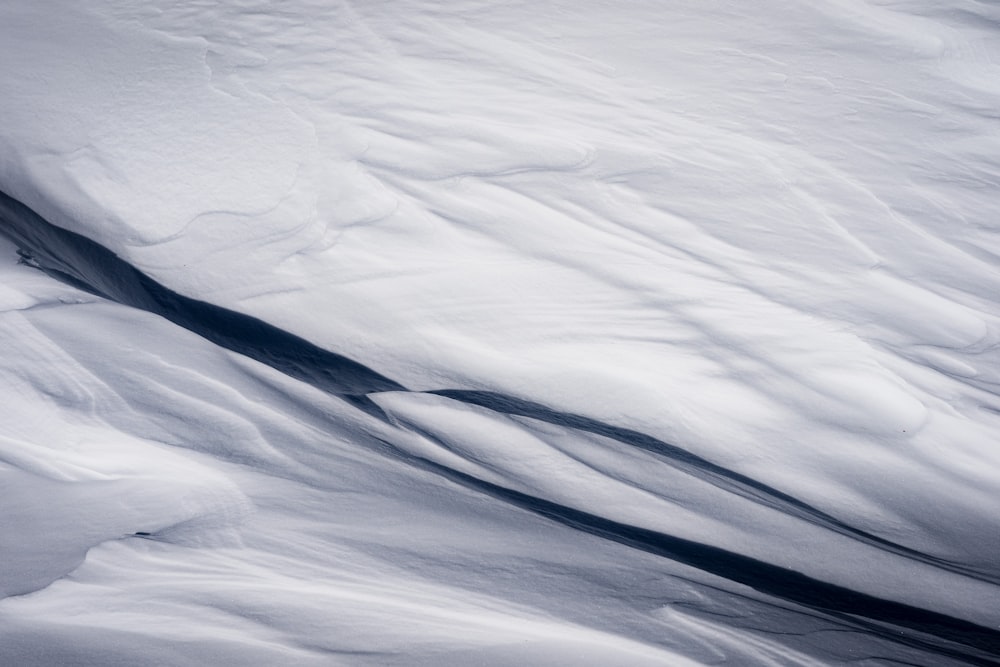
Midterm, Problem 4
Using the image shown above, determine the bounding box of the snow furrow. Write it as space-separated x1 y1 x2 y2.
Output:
4 188 999 665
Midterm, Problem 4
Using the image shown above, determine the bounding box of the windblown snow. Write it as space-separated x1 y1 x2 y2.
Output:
1 1 999 665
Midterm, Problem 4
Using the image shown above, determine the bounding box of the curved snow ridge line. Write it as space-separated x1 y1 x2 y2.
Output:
3 190 1000 662
380 439 1000 666
427 389 996 585
0 192 402 403
0 189 989 579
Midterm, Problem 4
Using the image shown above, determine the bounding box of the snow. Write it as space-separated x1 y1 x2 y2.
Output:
1 0 999 664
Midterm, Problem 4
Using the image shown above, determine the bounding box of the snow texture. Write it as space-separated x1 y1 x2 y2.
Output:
1 1 999 665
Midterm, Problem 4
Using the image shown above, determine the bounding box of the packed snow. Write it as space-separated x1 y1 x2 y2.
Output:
1 1 999 664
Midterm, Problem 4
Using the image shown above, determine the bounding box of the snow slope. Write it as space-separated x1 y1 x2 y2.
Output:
1 0 999 664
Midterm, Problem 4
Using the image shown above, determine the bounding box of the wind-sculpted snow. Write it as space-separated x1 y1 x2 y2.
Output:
3 191 1000 665
430 388 997 584
2 0 1000 665
405 452 1000 665
4 185 985 584
0 193 402 401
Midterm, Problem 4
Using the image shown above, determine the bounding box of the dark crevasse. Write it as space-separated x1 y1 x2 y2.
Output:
0 192 405 400
430 389 999 585
386 436 1000 666
2 189 999 665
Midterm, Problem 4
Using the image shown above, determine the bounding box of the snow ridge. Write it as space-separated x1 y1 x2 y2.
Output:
3 190 999 665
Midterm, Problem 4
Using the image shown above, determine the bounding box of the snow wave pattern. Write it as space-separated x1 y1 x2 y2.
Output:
3 190 999 665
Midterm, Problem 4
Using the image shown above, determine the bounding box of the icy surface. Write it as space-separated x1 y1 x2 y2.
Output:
1 1 999 664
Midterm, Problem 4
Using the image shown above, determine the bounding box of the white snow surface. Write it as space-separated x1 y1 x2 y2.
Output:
1 1 999 665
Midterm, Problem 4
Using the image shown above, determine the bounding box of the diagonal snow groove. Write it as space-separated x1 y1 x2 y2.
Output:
0 192 403 399
376 435 1000 667
428 389 997 585
2 188 981 574
3 188 1000 664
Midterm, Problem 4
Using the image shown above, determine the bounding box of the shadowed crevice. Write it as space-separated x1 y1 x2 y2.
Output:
429 388 996 585
0 192 404 397
3 188 998 665
380 435 1000 666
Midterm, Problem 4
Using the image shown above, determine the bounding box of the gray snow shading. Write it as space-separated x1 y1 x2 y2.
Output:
3 190 999 666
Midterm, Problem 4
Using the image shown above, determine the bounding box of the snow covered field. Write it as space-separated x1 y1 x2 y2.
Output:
1 1 999 664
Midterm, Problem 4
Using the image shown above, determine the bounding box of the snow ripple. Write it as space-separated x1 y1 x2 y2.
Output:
3 189 999 665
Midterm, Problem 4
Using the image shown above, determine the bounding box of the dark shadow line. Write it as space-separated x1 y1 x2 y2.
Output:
0 192 404 397
3 189 999 664
429 388 997 585
378 434 1000 666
